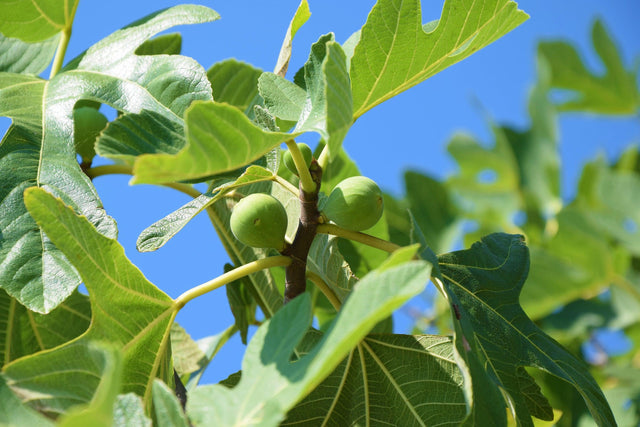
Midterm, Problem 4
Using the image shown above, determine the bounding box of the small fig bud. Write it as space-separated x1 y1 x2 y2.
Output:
230 193 288 251
74 106 108 164
283 143 313 176
323 176 383 231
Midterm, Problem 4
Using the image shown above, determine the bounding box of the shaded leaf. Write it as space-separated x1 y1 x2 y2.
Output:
188 255 432 426
350 0 528 117
152 380 189 427
0 33 59 74
538 19 639 114
112 394 151 427
3 188 176 414
186 326 238 391
135 33 182 56
225 264 256 344
283 334 466 426
57 344 123 427
438 233 615 426
207 59 263 114
96 109 185 165
307 234 358 302
170 323 206 378
0 0 79 42
0 374 54 426
0 289 90 368
404 170 460 254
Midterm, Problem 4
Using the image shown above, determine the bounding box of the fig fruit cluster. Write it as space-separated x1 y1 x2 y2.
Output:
322 176 383 231
230 193 288 251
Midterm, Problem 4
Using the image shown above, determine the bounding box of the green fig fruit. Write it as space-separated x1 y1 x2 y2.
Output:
283 143 313 176
323 176 383 231
74 106 108 163
230 193 288 251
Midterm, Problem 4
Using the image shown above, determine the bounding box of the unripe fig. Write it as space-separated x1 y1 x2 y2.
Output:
323 176 383 231
74 106 108 163
230 193 288 251
283 143 313 176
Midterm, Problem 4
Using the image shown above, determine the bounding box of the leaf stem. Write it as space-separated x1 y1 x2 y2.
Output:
306 270 341 311
85 164 200 198
273 175 300 196
49 0 79 79
317 144 330 171
286 140 316 193
316 223 401 253
174 256 292 310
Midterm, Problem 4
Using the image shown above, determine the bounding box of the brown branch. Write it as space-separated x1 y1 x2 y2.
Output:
281 161 322 303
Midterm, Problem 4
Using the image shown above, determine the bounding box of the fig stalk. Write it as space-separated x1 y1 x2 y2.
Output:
282 160 323 303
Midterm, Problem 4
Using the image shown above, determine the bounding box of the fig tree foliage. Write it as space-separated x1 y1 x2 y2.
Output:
1 0 637 426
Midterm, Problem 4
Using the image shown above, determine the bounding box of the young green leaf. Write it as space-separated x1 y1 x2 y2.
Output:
0 0 79 42
112 394 152 426
274 0 311 77
538 19 639 114
3 188 176 414
0 33 60 74
350 0 528 118
437 233 616 426
136 165 276 252
188 258 432 426
306 234 358 303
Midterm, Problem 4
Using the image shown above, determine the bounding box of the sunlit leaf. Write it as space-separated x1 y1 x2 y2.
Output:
349 0 528 117
0 0 79 42
0 5 218 313
207 59 263 115
131 101 296 184
3 188 176 414
274 0 311 77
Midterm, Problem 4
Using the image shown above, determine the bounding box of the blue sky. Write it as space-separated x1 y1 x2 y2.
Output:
1 1 638 385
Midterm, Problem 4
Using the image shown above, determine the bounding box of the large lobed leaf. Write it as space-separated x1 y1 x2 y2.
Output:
188 249 433 426
437 233 616 426
0 5 217 313
538 19 639 114
349 0 528 117
282 334 467 426
3 188 176 415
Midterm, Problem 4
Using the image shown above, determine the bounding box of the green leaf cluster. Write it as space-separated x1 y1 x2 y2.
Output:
0 0 628 426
